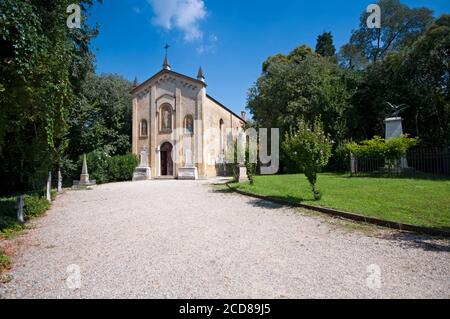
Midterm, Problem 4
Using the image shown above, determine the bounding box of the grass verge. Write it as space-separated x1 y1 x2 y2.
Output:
1 194 51 238
229 173 450 230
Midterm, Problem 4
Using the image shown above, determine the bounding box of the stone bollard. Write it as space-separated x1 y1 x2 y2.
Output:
46 171 52 202
57 169 63 193
238 165 249 183
16 195 24 224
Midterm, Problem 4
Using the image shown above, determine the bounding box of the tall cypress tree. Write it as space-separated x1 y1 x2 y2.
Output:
315 32 336 57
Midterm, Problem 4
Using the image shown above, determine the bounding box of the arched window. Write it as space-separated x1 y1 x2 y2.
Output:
184 115 194 135
140 119 148 137
160 104 172 132
220 119 224 153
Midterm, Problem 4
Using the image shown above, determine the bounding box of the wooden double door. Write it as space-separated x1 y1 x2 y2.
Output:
160 142 174 176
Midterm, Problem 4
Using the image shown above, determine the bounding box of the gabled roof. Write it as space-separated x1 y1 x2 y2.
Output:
207 94 247 124
130 69 206 94
130 68 245 124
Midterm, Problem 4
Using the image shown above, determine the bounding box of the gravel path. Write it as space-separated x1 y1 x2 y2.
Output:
1 179 449 299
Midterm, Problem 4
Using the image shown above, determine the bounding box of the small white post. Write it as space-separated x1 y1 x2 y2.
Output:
16 195 25 224
46 171 52 202
350 152 356 175
57 169 63 193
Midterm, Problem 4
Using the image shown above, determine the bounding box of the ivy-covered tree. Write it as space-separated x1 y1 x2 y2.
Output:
0 0 100 191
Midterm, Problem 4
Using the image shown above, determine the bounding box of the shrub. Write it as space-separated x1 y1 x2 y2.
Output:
328 139 351 172
245 145 256 185
23 195 51 218
77 150 111 184
282 119 332 200
0 194 50 237
0 250 11 273
77 150 139 184
227 141 240 182
346 135 419 162
246 162 256 185
108 154 138 182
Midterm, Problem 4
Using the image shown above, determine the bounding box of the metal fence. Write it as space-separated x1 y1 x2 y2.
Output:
350 147 450 177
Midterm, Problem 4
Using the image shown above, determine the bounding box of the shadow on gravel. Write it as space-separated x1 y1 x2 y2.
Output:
209 187 234 194
246 198 285 210
383 232 450 252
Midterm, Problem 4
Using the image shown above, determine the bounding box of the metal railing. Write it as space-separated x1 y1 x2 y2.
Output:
350 147 450 177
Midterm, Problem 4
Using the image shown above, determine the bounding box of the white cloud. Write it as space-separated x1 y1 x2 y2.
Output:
147 0 207 41
133 7 143 14
196 34 218 54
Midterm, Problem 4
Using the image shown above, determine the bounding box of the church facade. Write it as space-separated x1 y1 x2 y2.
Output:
131 56 246 179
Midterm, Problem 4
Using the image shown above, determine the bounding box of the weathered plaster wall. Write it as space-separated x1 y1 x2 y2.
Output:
132 70 244 178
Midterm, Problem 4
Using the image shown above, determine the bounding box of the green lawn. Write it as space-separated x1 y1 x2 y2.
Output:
229 174 450 229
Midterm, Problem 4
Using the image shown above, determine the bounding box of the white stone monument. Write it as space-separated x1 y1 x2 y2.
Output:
178 148 198 180
57 169 63 193
384 105 409 170
384 117 404 139
73 154 96 188
16 195 24 224
238 165 249 183
133 147 152 181
46 171 52 202
237 132 249 183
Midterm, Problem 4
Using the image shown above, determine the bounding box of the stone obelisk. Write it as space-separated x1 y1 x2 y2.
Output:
73 154 96 188
80 154 90 184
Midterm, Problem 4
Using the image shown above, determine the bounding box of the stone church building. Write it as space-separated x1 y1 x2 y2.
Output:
131 55 246 180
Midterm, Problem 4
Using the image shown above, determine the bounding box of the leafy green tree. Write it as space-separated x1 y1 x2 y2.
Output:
283 119 332 200
402 14 450 145
315 32 336 58
342 0 433 65
339 43 368 70
67 73 133 159
247 44 354 172
349 15 450 147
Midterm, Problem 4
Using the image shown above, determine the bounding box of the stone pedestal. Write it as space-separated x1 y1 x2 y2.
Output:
178 166 198 180
178 148 198 180
133 147 152 181
384 117 408 169
238 166 249 183
384 117 404 139
133 166 152 181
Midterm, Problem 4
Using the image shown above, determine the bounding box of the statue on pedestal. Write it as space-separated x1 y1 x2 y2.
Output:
384 102 410 170
178 146 198 180
133 146 152 181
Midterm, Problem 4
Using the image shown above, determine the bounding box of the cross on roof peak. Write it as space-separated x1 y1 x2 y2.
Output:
163 44 171 70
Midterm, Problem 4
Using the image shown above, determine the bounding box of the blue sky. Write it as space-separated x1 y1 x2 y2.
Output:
88 0 448 115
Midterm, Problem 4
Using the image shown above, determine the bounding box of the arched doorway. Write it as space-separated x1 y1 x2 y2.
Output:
160 142 174 176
